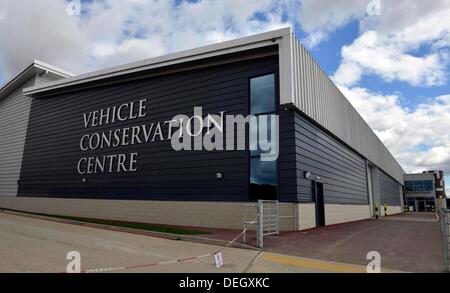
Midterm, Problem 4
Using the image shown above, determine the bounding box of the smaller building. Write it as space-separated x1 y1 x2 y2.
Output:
404 171 447 212
427 170 447 201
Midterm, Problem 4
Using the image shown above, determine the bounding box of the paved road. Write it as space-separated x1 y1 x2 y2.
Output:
262 213 444 273
0 212 382 273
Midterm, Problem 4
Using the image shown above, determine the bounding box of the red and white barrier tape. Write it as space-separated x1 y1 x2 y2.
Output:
81 253 214 273
65 215 258 273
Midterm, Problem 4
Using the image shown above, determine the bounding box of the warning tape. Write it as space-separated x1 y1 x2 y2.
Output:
81 253 214 273
64 214 258 273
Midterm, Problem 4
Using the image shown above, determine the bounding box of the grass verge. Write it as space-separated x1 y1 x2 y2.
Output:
1 209 209 235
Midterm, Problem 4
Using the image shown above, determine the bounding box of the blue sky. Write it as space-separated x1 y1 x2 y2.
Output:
302 19 450 109
297 17 450 188
298 19 448 93
0 0 449 192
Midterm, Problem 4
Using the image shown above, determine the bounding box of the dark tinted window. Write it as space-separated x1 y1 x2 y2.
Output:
249 115 275 157
250 74 275 114
404 180 434 192
249 158 277 200
249 73 277 201
423 180 433 191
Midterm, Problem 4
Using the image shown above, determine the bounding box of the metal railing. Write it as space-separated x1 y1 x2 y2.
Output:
243 200 282 248
260 200 280 236
439 209 450 272
243 202 259 246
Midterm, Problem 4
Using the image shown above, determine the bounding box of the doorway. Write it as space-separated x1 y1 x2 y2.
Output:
418 200 425 212
313 181 325 227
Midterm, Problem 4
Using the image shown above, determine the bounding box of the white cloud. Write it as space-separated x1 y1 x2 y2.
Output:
334 30 449 86
299 1 450 86
298 0 450 47
297 0 367 47
0 0 291 79
0 0 90 75
328 0 450 182
338 84 450 175
333 1 450 87
1 0 449 186
91 37 167 69
446 176 450 195
333 61 363 86
329 0 450 181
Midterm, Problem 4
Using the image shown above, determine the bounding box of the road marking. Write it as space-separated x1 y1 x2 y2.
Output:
260 252 367 273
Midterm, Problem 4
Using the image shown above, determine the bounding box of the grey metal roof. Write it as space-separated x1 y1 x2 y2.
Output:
0 60 73 102
404 173 435 181
23 28 290 96
21 27 405 183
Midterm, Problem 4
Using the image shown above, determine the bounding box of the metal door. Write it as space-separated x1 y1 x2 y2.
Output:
314 181 325 227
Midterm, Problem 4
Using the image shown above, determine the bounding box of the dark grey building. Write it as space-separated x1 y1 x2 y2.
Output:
0 28 405 230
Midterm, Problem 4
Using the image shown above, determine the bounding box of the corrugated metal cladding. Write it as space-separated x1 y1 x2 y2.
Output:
378 169 401 206
278 110 297 202
288 34 404 184
279 110 368 205
33 73 65 86
18 53 279 201
0 73 62 197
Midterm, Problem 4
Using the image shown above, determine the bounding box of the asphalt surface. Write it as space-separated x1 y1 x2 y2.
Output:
0 212 384 273
1 211 440 273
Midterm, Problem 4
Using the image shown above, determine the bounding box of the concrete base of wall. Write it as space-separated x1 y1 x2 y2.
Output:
325 204 371 225
436 198 448 210
296 203 371 229
0 197 373 232
0 197 299 231
297 203 316 230
380 205 402 217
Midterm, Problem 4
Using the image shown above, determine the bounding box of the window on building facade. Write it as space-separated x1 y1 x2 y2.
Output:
250 74 275 115
404 180 434 192
249 74 277 200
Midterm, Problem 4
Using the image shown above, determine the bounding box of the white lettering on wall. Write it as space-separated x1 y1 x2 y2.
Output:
77 98 149 175
76 100 279 177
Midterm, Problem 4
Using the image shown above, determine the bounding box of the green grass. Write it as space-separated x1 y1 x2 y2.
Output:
3 209 209 235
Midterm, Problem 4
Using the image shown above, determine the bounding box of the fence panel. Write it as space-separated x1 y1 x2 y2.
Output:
440 209 450 272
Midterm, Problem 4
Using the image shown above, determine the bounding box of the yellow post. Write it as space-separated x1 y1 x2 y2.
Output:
375 204 379 219
384 204 388 217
